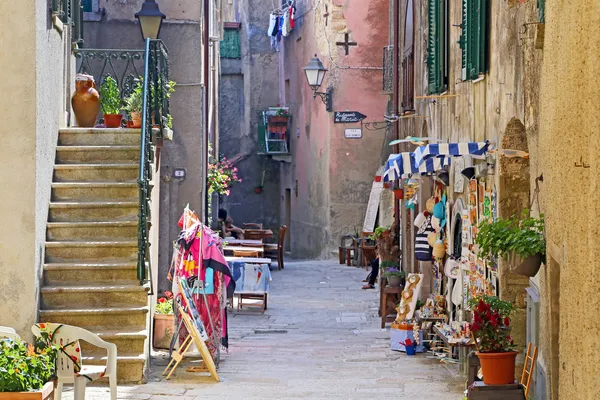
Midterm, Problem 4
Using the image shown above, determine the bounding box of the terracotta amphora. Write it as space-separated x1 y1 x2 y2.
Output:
71 74 100 127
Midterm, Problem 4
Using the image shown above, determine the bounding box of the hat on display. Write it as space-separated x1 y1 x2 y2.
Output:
432 240 446 258
414 212 427 228
431 216 441 232
426 197 436 213
461 167 476 180
437 171 450 186
427 232 437 247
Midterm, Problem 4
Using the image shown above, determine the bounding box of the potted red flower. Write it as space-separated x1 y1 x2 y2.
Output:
469 295 517 385
153 291 174 349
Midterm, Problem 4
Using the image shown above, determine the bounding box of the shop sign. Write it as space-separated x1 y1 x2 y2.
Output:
334 111 367 123
344 128 362 139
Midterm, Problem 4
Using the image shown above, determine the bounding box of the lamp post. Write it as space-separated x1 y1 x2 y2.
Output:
303 55 332 112
135 0 166 40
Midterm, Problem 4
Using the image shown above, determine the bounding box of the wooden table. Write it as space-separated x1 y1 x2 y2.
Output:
222 246 265 253
223 238 263 246
432 325 476 374
225 256 272 264
243 229 274 240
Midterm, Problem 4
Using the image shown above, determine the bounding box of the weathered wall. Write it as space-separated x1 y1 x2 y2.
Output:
218 0 282 231
538 0 600 398
0 3 70 338
279 0 389 258
84 2 204 295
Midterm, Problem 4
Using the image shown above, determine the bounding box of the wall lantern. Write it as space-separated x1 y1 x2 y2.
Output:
303 55 332 112
135 0 166 40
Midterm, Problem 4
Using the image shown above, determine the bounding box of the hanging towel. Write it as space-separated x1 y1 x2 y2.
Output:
290 5 296 29
268 13 278 37
283 8 292 36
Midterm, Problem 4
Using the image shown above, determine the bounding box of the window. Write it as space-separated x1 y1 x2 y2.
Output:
401 0 415 113
220 27 241 59
427 0 448 94
52 0 84 44
82 0 92 12
537 0 545 23
459 0 487 81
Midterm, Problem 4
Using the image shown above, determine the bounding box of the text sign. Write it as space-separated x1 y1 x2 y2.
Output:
334 111 367 123
363 179 384 233
344 128 362 139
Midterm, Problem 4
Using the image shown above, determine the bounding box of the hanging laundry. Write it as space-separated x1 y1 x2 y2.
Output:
290 3 296 29
268 13 278 37
282 7 292 36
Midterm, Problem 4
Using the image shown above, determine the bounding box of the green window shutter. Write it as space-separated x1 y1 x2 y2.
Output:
537 0 545 23
220 29 241 59
427 0 446 94
460 0 486 81
82 0 92 12
258 112 267 154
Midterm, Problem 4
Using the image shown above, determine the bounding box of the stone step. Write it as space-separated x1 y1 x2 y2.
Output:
53 163 138 182
43 262 138 285
44 240 137 263
83 353 147 384
39 306 149 329
48 201 139 222
41 283 148 309
51 182 138 202
75 327 148 359
58 128 141 146
56 145 140 164
47 221 138 241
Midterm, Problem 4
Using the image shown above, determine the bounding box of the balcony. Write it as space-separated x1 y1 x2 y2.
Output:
258 107 291 155
382 45 394 94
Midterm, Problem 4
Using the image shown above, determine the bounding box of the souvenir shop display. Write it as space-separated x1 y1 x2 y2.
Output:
394 274 424 322
168 206 235 364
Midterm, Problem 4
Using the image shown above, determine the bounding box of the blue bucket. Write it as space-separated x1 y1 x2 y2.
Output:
406 344 416 356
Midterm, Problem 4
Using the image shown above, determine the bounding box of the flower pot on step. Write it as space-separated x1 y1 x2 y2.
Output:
103 114 122 128
477 351 518 385
0 380 55 400
387 275 402 287
511 253 543 277
130 111 142 128
153 313 175 350
72 74 100 128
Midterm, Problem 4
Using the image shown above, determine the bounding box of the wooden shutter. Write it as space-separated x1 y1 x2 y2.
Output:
460 0 487 81
402 0 415 112
220 29 241 59
427 0 447 94
537 0 545 23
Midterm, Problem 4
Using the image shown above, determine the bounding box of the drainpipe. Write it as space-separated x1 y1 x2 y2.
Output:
392 0 401 261
204 0 210 224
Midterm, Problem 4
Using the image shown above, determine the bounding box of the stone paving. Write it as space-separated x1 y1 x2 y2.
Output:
65 260 465 399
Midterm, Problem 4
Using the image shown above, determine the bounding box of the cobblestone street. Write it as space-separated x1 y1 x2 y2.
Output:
67 260 464 399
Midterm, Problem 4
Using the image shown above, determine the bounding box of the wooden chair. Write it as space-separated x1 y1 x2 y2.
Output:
244 230 264 240
233 249 259 258
264 225 287 270
360 232 377 270
243 223 263 230
521 343 538 398
379 276 403 328
237 293 268 313
0 326 20 341
338 235 357 266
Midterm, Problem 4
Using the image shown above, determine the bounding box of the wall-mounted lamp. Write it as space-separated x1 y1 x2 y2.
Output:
135 0 166 40
303 55 332 112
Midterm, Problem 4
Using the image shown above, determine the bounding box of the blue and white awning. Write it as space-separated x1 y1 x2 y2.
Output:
384 152 451 182
413 141 490 167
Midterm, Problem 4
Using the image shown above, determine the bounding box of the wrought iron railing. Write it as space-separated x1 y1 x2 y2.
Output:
382 45 394 93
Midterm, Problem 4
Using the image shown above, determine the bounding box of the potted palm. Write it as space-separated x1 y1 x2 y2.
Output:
469 295 517 385
153 291 174 349
99 76 122 128
0 337 57 399
124 80 143 128
476 212 545 277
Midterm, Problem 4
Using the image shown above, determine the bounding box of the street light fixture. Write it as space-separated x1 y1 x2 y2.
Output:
303 54 332 112
135 0 166 40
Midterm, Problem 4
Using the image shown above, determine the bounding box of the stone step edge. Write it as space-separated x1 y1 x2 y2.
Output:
82 354 146 363
57 145 139 151
54 163 138 169
49 201 138 208
44 262 137 270
39 306 149 315
52 182 139 188
41 284 148 293
59 128 142 134
45 241 138 248
47 221 138 228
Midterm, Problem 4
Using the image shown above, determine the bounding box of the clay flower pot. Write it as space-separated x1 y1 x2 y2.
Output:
511 253 543 277
103 114 122 128
153 313 175 350
393 188 404 200
72 74 100 128
130 111 142 128
477 351 518 385
254 187 263 194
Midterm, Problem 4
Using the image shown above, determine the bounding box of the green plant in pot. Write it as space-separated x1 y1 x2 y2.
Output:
371 226 391 240
99 76 122 128
153 291 175 350
124 80 143 128
468 295 517 385
476 212 545 277
383 264 405 287
0 336 58 397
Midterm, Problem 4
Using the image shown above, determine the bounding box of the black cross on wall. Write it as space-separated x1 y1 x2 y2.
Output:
336 33 357 56
323 5 329 26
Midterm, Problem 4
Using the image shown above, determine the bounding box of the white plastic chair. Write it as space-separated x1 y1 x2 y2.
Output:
0 326 21 340
32 323 117 400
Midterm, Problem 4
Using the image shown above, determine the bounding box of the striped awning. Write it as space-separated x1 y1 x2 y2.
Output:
413 141 490 167
383 152 451 182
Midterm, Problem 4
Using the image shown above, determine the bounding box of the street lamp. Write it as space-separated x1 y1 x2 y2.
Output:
303 54 332 112
135 0 166 40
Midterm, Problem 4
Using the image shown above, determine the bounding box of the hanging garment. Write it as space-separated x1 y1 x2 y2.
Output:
268 13 278 36
415 215 435 261
282 8 292 36
290 5 296 29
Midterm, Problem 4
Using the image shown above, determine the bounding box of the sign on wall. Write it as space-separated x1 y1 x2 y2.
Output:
363 178 384 233
334 111 367 123
344 128 362 139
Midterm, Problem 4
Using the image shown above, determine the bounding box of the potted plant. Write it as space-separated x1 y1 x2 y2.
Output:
207 155 242 198
268 108 290 125
254 171 265 194
468 295 517 385
383 266 405 287
476 212 545 277
99 76 122 128
124 80 143 128
0 337 57 399
392 184 403 200
153 291 174 350
372 226 391 240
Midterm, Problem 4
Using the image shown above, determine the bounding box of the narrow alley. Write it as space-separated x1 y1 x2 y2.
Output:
64 261 464 399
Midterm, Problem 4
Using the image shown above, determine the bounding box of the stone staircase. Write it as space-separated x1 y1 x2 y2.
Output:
40 128 150 383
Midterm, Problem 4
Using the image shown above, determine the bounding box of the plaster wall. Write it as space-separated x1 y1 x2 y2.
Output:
84 11 204 295
0 3 70 338
218 0 282 232
537 0 600 398
280 0 388 258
